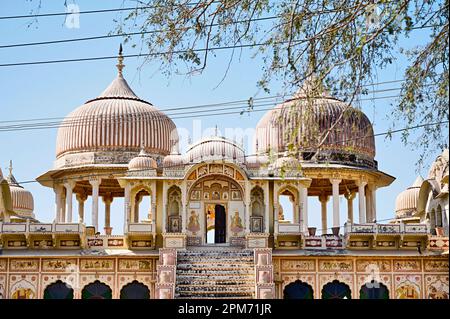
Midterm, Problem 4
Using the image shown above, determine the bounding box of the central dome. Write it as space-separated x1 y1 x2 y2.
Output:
55 52 178 168
186 136 245 164
255 79 376 168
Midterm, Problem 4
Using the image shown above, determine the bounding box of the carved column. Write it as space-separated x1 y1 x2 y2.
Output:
181 182 187 233
151 182 157 224
103 193 113 235
76 193 87 223
356 180 367 224
134 195 143 223
64 181 76 223
301 186 308 233
162 182 168 232
54 184 63 223
330 179 342 230
60 192 66 223
264 182 270 233
124 183 131 234
344 192 356 224
319 194 329 235
245 181 251 233
371 185 377 223
89 178 101 231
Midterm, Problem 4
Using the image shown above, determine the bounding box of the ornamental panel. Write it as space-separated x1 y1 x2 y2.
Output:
319 260 353 272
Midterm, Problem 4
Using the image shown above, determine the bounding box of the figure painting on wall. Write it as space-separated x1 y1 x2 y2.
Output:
230 211 244 236
231 190 241 200
222 192 229 200
187 211 200 235
203 192 209 200
212 191 220 200
11 288 35 299
190 190 201 200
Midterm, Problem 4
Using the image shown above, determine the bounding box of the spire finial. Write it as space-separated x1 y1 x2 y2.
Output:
8 160 13 177
215 125 218 136
117 44 125 76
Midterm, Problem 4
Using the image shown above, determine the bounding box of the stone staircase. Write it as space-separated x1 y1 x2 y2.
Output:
175 248 256 299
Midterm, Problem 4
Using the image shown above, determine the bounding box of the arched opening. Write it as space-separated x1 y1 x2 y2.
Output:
283 280 314 299
359 281 389 299
279 189 296 223
321 280 352 299
436 205 443 227
81 280 112 299
44 280 74 299
251 187 265 233
167 186 181 233
120 280 150 299
430 208 437 235
132 188 152 223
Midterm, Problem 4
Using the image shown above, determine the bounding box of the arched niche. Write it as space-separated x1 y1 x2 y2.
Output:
120 280 150 299
277 186 298 223
167 185 181 232
283 280 314 299
44 280 74 299
321 280 352 299
81 280 112 299
130 184 153 223
359 280 389 299
250 186 265 232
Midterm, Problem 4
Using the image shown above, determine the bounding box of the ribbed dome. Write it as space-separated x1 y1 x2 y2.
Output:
395 176 423 219
128 149 158 171
255 79 376 168
186 136 245 164
6 170 34 219
55 54 178 168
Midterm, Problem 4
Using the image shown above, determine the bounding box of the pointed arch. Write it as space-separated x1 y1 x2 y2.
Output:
321 280 352 299
44 280 74 299
359 280 389 299
81 280 112 299
120 280 150 299
283 280 314 299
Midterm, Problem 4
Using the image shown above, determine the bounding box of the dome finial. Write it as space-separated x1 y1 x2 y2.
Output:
117 44 125 76
8 160 13 178
215 125 218 136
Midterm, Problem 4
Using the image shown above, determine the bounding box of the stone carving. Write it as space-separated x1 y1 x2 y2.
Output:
319 260 353 272
393 260 421 272
424 259 449 272
0 260 7 271
80 259 114 271
42 259 77 271
118 259 152 271
281 260 315 272
10 259 39 271
356 260 391 272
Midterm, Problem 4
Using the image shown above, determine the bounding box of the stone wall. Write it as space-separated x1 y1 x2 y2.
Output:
273 255 449 299
0 256 158 299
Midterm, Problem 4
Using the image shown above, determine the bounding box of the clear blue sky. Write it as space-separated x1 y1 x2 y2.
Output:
0 1 442 234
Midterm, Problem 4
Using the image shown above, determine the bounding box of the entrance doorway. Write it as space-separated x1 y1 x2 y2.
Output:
206 204 227 244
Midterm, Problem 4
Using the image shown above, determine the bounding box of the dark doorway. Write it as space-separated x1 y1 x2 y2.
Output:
214 204 226 243
120 280 150 299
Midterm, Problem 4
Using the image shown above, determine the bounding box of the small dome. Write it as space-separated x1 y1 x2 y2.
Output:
255 77 375 168
185 136 245 164
128 149 158 171
246 154 269 169
395 176 423 219
6 166 34 219
163 152 184 168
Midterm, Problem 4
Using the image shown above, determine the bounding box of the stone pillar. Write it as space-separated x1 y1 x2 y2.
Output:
319 194 329 235
151 183 157 224
134 195 143 223
162 182 168 233
181 183 187 233
103 193 113 235
245 181 251 233
54 185 63 223
264 182 270 233
124 184 131 234
365 186 372 223
76 193 87 223
371 186 377 223
356 180 367 224
64 181 76 223
330 179 341 230
61 193 66 223
301 187 308 233
344 192 356 224
89 178 101 231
